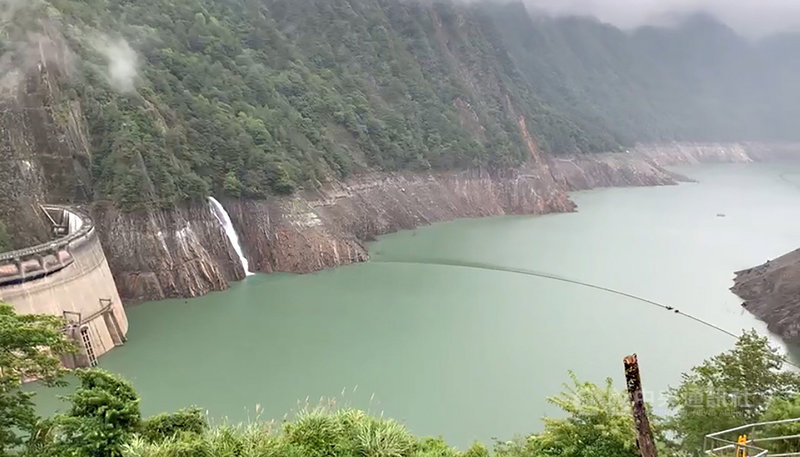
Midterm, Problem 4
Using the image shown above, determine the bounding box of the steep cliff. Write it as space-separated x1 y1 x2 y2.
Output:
732 249 800 344
17 0 612 214
0 26 92 249
224 165 574 275
550 153 680 190
92 201 245 302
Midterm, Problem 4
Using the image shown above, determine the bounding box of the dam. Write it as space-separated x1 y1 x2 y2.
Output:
0 205 128 367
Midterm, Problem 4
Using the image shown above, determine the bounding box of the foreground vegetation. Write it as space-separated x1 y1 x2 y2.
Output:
3 302 800 457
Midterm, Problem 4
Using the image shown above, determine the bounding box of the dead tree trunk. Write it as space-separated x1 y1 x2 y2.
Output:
624 354 658 457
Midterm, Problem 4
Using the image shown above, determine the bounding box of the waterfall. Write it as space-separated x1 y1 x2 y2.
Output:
208 197 254 276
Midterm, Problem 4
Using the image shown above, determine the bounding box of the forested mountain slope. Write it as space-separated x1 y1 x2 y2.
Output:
482 3 800 144
5 0 796 216
2 0 610 215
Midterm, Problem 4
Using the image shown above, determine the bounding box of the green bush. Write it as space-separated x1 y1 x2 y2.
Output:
141 407 208 443
50 369 142 457
0 303 74 455
417 437 460 457
284 408 417 457
122 435 213 457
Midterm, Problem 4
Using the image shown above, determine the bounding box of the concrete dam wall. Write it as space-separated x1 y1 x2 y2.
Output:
0 206 128 366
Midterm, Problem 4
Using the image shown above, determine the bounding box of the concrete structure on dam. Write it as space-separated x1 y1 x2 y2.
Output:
0 205 128 367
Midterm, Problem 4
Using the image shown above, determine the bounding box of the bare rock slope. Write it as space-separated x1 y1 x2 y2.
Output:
732 249 800 344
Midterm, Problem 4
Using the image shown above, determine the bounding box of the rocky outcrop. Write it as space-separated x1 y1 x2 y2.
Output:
224 166 574 275
745 143 800 161
550 153 682 190
92 201 245 302
631 142 800 165
732 249 800 344
549 142 783 192
633 143 754 166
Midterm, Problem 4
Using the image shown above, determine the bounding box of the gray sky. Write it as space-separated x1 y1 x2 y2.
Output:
524 0 800 37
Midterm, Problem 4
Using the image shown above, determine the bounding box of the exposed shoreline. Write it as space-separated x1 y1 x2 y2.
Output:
732 248 800 344
99 142 777 304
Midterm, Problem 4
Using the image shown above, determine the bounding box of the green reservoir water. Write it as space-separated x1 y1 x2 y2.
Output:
32 163 800 447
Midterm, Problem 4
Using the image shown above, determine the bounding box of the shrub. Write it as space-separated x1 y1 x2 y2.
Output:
141 407 208 443
51 369 142 457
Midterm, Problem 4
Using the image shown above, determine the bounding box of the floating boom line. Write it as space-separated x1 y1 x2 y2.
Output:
372 258 799 369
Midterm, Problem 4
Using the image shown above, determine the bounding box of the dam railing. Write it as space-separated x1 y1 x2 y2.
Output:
0 205 93 285
705 418 800 456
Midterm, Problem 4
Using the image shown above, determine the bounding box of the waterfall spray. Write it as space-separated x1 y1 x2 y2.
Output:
208 197 254 276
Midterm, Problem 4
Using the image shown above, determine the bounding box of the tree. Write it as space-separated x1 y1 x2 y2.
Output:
0 303 74 456
49 370 141 457
495 373 640 457
140 407 208 443
757 394 800 454
223 171 243 197
666 331 800 455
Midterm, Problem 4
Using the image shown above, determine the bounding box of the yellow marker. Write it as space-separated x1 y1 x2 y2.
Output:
736 435 748 457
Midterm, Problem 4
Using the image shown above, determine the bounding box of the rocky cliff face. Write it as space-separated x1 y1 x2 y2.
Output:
732 249 800 344
223 166 574 275
632 143 755 166
0 31 733 304
550 153 682 190
0 28 92 248
92 201 245 302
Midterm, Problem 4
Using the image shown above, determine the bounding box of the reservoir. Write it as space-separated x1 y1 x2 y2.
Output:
33 162 800 447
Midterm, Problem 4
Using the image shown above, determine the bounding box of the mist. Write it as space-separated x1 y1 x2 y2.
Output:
0 0 139 94
521 0 800 37
91 36 139 93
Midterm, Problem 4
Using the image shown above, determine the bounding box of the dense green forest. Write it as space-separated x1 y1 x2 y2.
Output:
4 303 800 457
482 4 800 145
5 0 608 211
4 0 800 212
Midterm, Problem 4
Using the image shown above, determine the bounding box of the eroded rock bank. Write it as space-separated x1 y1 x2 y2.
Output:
100 164 577 302
732 249 800 344
92 201 245 302
632 142 755 166
224 167 574 275
98 142 774 303
550 152 680 190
